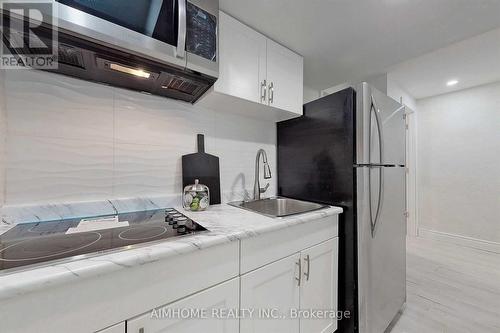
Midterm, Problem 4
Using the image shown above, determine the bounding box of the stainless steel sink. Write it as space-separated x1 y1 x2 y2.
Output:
228 197 328 217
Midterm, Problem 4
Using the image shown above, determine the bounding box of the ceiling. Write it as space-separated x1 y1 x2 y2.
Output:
388 28 500 99
219 0 500 91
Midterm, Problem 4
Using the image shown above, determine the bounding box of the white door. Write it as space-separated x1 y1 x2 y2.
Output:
215 12 267 104
266 39 303 114
300 239 338 333
240 253 301 333
127 278 239 333
96 322 125 333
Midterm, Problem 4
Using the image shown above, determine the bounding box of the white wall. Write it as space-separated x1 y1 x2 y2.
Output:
416 81 500 243
387 73 418 111
320 73 390 97
320 82 352 97
1 70 277 206
303 85 320 104
320 73 418 110
364 73 388 94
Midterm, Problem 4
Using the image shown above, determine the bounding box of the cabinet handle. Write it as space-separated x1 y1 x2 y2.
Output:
303 254 310 281
261 80 267 103
295 259 301 286
268 82 274 104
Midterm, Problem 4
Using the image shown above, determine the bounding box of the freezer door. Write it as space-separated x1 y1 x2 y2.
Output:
356 83 406 166
357 166 406 333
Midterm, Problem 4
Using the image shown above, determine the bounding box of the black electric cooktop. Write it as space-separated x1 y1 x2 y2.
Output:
0 209 207 272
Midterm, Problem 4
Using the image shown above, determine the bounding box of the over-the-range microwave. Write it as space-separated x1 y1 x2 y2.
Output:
2 0 219 103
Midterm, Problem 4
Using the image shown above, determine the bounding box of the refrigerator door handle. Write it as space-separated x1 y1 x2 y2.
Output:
369 95 385 237
370 94 384 164
369 167 384 237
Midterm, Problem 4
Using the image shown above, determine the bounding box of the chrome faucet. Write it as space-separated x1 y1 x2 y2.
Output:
253 149 272 200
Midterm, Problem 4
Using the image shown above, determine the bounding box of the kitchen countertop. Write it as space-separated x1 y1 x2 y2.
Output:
0 203 342 301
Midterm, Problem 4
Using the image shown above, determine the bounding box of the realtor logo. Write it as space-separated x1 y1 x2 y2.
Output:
0 0 58 69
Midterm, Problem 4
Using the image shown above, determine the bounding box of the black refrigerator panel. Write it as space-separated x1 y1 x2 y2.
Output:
277 88 356 204
277 87 358 333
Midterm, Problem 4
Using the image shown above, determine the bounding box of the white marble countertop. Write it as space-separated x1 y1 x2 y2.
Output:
0 203 342 301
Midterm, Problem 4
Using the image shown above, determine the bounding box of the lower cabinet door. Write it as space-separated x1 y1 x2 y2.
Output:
300 238 339 333
240 253 301 333
127 278 239 333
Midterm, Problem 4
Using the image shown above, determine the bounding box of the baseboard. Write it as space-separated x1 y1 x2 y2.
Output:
418 228 500 254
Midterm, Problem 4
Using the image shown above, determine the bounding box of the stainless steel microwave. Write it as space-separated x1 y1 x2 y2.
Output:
1 0 219 102
53 0 219 78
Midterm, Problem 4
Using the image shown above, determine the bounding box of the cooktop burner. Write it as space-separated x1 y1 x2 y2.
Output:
118 225 168 241
0 209 207 272
0 232 103 262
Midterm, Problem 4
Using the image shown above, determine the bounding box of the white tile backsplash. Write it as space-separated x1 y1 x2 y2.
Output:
6 136 114 204
5 70 114 142
1 70 277 207
113 143 181 198
114 88 216 149
213 111 277 202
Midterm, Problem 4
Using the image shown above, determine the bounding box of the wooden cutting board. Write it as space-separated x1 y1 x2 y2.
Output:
182 134 221 205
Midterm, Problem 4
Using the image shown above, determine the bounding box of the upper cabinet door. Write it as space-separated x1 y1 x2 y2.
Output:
266 39 304 114
215 12 267 104
299 238 339 333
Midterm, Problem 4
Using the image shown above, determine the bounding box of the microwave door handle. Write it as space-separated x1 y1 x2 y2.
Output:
176 0 187 58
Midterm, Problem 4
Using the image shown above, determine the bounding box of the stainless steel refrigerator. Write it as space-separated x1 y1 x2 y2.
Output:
277 83 406 333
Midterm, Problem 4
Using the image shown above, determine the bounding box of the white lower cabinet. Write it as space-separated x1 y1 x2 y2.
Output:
240 253 301 333
127 278 239 333
119 216 339 333
300 238 339 333
241 238 338 333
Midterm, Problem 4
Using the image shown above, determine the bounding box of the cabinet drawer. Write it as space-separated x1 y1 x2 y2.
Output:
240 214 338 274
95 322 125 333
127 278 239 333
0 241 239 333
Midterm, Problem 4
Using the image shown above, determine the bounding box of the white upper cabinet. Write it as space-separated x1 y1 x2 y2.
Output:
266 39 304 114
215 12 267 104
200 11 304 121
